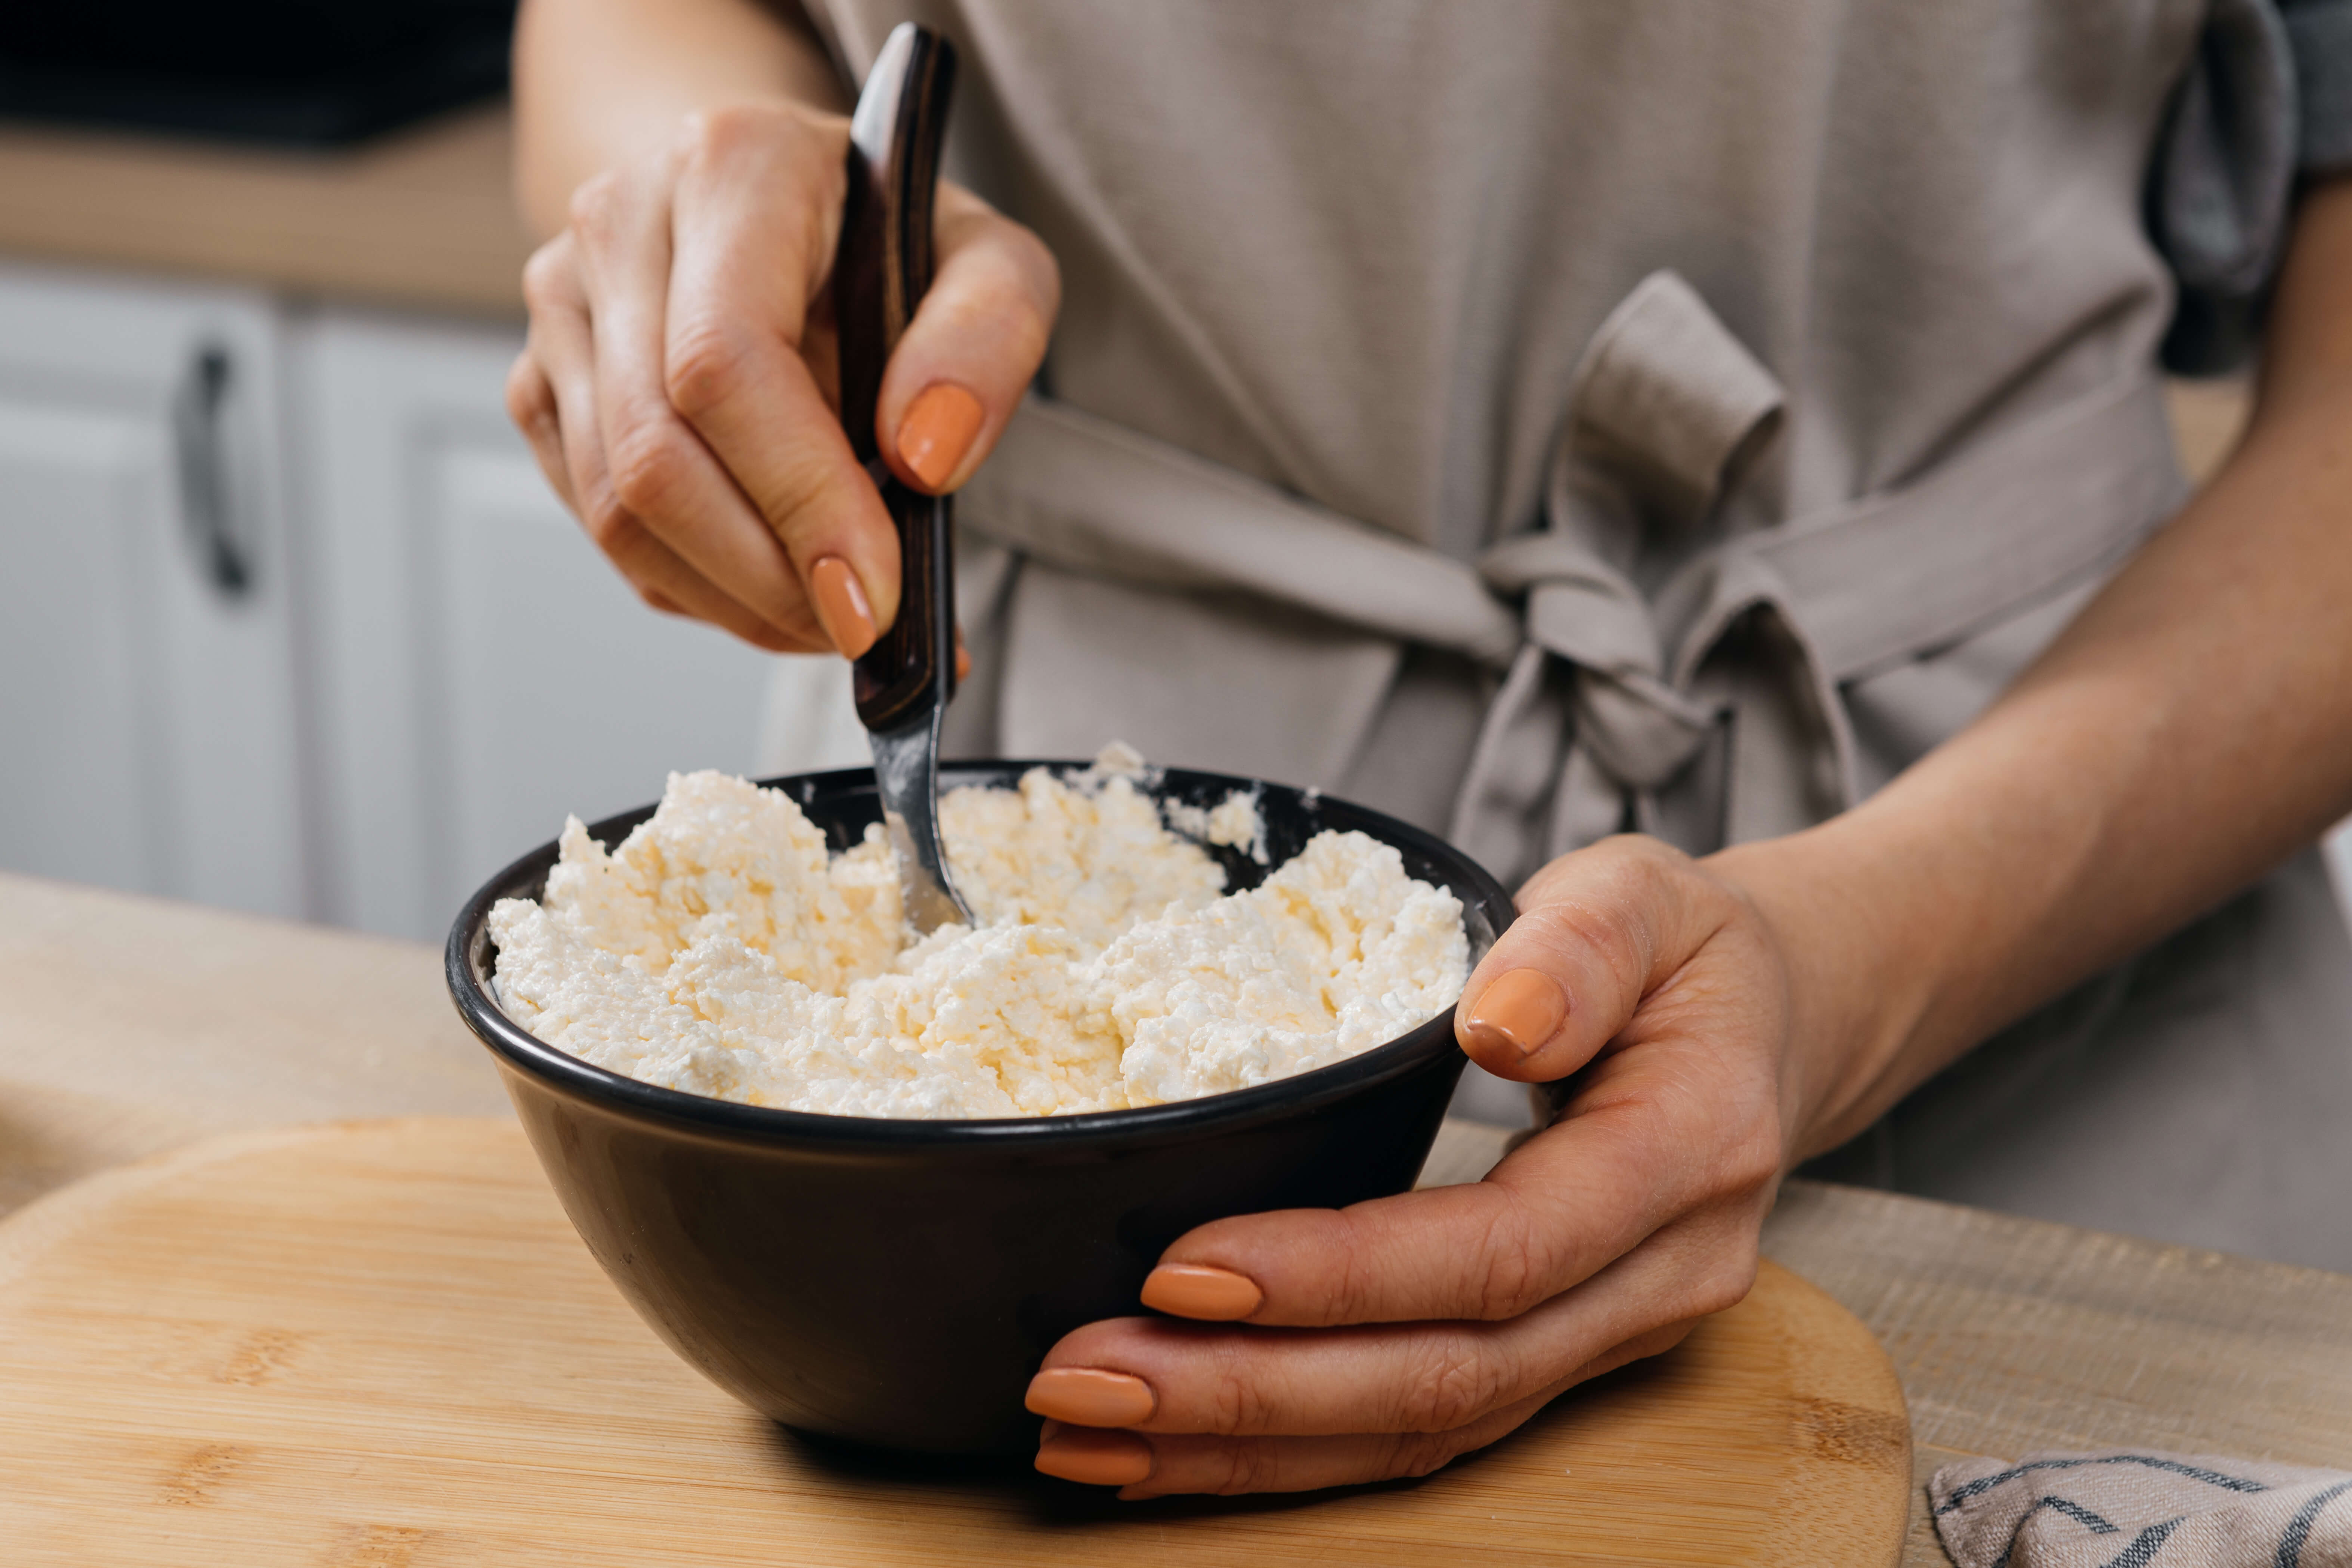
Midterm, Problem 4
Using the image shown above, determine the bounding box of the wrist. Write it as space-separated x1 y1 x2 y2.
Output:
1703 818 1939 1163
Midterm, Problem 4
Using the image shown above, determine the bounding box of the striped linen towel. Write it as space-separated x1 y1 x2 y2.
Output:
1932 1451 2352 1567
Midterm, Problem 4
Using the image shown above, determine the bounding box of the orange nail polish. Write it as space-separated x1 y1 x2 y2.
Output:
897 382 984 492
1461 968 1568 1059
808 556 877 659
1025 1367 1157 1427
1035 1428 1153 1487
1140 1263 1263 1321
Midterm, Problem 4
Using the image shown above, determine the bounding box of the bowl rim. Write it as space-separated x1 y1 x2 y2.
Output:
445 759 1514 1154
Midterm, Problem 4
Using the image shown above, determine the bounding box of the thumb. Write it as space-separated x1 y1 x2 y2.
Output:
875 183 1060 495
1453 836 1729 1083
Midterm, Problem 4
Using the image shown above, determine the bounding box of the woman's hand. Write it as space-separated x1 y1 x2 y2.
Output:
505 99 1058 654
1020 180 2352 1499
1026 834 1828 1496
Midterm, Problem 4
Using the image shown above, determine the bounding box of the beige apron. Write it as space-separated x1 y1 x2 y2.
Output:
800 0 2352 1269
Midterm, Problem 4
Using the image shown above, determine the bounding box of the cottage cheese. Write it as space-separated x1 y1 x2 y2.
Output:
488 758 1469 1119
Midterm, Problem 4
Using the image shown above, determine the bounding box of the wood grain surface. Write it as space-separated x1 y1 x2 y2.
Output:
7 873 2351 1568
0 106 529 314
1427 1121 2352 1567
0 1116 1911 1568
0 873 507 1221
1766 1181 2352 1568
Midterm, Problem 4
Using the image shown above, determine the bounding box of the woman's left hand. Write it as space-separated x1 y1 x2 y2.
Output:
1025 834 1829 1496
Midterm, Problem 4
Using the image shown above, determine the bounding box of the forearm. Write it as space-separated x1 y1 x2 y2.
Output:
512 0 846 238
1720 179 2352 1157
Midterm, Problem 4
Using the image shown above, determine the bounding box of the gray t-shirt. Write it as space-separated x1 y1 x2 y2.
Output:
2154 0 2352 369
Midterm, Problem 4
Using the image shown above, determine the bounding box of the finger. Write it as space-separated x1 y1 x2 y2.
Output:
505 344 576 515
1034 1210 1752 1441
1033 1319 1699 1497
1453 835 1739 1081
524 235 815 653
1039 1409 1513 1497
659 105 902 647
1135 1025 1783 1333
873 182 1059 495
568 154 831 647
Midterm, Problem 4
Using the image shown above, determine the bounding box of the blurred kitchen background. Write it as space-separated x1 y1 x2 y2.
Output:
0 6 2341 944
0 1 859 943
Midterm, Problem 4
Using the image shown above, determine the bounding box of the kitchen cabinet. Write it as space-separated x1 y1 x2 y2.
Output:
0 262 306 918
0 261 835 942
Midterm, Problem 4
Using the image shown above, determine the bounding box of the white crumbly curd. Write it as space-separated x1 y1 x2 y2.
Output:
488 756 1469 1119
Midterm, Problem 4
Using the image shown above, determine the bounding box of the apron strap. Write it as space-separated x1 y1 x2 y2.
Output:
1722 371 2185 686
961 397 1522 664
960 273 2183 884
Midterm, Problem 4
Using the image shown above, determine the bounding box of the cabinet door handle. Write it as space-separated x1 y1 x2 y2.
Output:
172 342 253 599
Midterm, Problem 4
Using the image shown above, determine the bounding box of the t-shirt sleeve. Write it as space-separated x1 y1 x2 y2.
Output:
2149 0 2352 373
2288 0 2352 169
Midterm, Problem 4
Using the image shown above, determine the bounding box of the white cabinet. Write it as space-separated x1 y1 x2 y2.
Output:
293 311 787 941
0 263 855 942
0 263 305 918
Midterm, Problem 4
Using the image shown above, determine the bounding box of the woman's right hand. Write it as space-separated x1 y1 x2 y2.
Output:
506 100 1059 655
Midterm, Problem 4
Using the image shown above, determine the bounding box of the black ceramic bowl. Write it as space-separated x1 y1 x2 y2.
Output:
447 761 1513 1456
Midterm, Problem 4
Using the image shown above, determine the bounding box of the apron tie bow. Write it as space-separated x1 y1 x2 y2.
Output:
1451 272 1791 879
958 278 2183 887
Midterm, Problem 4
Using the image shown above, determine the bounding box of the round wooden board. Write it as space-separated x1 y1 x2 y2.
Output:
0 1118 1910 1566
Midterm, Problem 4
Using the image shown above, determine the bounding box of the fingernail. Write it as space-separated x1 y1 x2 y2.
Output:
807 556 877 659
1036 1428 1153 1487
897 382 984 491
1462 968 1569 1058
955 634 973 683
1140 1263 1263 1321
1025 1367 1157 1427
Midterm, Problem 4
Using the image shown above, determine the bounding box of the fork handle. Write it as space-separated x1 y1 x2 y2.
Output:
836 22 960 730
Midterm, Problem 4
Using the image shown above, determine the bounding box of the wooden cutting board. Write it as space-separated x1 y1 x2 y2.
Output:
0 1117 1910 1566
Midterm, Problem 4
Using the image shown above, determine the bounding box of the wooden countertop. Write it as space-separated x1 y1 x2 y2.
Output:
0 105 530 316
4 869 2345 1567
